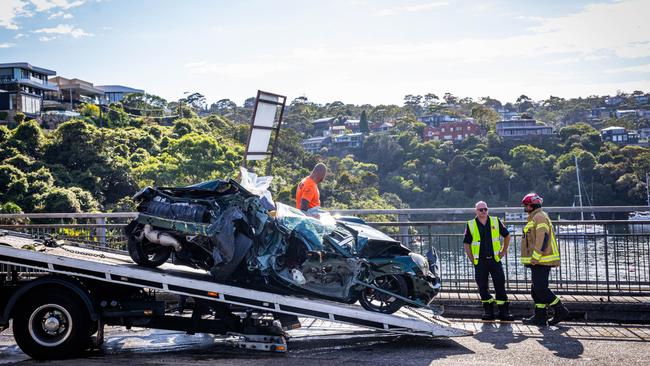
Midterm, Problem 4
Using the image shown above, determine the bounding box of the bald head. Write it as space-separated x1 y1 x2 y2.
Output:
474 201 488 217
311 163 328 183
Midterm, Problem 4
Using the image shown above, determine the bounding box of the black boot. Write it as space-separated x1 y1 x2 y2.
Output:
549 301 570 326
522 307 548 326
498 302 514 322
481 302 496 321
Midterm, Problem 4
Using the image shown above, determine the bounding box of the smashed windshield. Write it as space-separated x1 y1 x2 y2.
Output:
275 203 350 251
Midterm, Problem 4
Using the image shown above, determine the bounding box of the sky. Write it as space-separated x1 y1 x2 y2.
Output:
1 0 650 106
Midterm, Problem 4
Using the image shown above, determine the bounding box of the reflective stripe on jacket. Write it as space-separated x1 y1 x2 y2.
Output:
520 208 560 267
467 216 502 265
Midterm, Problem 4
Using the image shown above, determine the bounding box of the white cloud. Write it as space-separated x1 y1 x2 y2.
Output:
0 0 29 29
0 43 16 48
38 36 56 42
374 1 449 16
605 64 650 74
33 23 93 38
48 11 73 19
30 0 85 12
14 33 27 39
183 0 650 104
0 0 83 30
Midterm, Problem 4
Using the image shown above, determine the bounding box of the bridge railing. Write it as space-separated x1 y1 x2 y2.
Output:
1 208 649 299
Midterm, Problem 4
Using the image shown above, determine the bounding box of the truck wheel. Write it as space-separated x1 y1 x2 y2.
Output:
358 275 408 314
127 225 172 268
12 290 91 359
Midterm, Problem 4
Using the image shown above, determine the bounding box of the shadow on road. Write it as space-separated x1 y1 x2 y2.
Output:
473 322 528 350
538 326 584 359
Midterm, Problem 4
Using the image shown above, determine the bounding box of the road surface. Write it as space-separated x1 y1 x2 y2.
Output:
1 319 649 365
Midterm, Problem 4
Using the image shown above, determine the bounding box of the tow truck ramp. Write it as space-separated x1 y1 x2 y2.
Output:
0 233 469 351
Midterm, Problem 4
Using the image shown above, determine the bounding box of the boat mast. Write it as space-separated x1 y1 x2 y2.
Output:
646 172 649 207
575 156 584 221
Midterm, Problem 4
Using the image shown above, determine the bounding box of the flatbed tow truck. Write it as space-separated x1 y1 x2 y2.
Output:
0 230 470 360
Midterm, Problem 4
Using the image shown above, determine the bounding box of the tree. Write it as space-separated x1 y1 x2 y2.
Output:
12 120 45 157
516 95 534 113
36 187 82 213
403 94 423 115
121 93 167 117
480 96 503 110
423 93 439 108
443 92 458 105
471 105 500 129
359 110 370 134
183 92 207 112
209 99 237 115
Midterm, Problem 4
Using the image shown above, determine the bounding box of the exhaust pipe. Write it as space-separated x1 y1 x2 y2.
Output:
140 224 182 252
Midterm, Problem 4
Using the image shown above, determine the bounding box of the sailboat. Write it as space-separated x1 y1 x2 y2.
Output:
558 156 605 235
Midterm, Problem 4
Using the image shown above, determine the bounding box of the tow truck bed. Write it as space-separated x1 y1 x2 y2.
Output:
0 232 469 358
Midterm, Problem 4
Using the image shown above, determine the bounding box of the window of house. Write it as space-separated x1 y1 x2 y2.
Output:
21 94 41 114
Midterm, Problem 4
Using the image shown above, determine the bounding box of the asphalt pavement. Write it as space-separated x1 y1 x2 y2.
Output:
1 319 649 365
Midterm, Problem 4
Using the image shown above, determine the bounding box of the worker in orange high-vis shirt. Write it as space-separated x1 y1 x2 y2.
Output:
295 163 327 216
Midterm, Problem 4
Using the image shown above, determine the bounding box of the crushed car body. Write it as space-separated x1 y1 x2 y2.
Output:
124 179 441 314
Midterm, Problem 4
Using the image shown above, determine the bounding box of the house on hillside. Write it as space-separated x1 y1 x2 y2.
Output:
601 126 639 144
344 119 361 133
495 119 553 138
495 108 519 121
634 95 649 105
636 110 650 118
370 121 394 133
417 113 459 127
605 96 624 106
331 132 363 150
589 107 611 120
0 62 59 118
50 76 105 108
615 110 637 118
312 117 335 133
302 136 331 154
423 120 482 142
639 127 650 140
95 85 144 103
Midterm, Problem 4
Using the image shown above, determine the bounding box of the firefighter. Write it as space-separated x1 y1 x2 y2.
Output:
463 201 514 321
520 193 570 326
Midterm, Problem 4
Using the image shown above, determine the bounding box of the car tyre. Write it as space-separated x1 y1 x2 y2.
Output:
359 275 408 314
127 224 172 268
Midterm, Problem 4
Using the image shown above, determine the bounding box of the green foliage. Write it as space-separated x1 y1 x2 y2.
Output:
360 110 370 134
36 187 82 213
12 120 45 156
0 90 649 214
0 111 8 121
78 103 100 118
13 112 25 124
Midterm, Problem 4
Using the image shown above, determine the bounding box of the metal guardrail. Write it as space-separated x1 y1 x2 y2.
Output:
1 209 649 299
371 220 650 300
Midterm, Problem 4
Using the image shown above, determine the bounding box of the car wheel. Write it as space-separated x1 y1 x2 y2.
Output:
12 290 92 360
358 275 408 314
127 224 172 268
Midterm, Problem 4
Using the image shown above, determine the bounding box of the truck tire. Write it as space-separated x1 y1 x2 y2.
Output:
12 289 92 359
127 224 172 268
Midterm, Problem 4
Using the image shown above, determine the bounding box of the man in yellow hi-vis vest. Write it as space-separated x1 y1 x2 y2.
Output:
520 193 570 326
463 201 513 321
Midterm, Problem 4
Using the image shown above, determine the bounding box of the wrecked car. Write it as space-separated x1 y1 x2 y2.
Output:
124 179 441 314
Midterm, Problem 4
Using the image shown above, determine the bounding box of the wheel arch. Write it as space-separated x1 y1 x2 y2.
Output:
1 275 98 325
